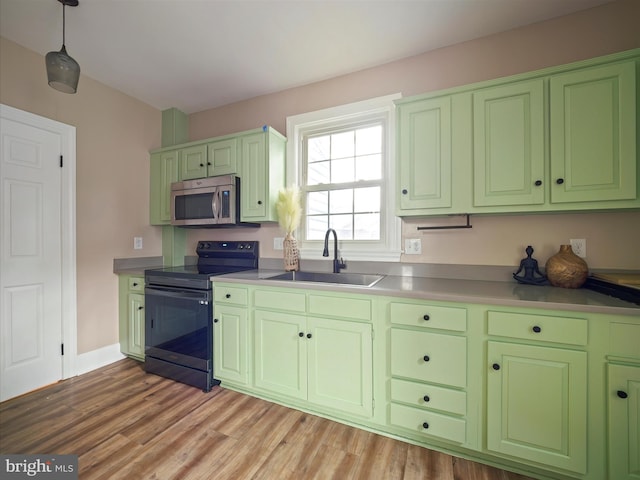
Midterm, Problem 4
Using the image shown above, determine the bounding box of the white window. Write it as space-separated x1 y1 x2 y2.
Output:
286 94 401 262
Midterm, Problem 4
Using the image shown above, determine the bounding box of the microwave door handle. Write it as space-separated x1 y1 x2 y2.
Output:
211 188 219 220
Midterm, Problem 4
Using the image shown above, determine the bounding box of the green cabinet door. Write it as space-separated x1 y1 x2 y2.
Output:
179 144 208 180
307 316 373 417
473 79 545 206
213 305 248 385
127 293 145 358
240 132 268 220
150 150 179 225
608 363 640 480
550 60 636 203
207 138 238 176
487 341 587 474
254 309 307 400
397 96 452 211
118 275 145 360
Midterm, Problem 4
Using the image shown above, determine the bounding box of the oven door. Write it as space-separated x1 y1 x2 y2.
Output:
144 286 213 372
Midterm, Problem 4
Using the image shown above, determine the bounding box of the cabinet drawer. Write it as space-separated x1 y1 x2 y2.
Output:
214 285 248 306
391 378 466 416
390 403 466 444
391 329 466 388
254 289 306 312
309 294 371 321
610 322 640 359
390 302 466 332
128 277 144 292
487 311 587 346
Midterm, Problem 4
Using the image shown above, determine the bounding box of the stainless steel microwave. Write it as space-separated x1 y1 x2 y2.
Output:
170 175 256 228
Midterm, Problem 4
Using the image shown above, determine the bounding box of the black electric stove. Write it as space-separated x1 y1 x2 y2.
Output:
144 241 259 391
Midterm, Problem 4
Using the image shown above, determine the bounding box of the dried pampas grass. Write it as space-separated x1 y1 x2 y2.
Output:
276 185 301 234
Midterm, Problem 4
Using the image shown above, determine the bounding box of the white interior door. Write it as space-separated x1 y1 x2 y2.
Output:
1 109 67 400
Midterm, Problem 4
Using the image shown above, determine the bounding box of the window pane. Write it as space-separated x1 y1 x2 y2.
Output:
356 125 382 155
308 135 330 162
354 187 380 212
332 157 354 183
331 131 354 159
355 154 381 181
307 191 328 215
330 214 353 240
330 189 353 214
307 215 328 240
354 213 380 240
308 160 330 185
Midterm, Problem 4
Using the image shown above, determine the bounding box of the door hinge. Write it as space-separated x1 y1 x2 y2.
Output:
60 155 63 167
61 343 64 356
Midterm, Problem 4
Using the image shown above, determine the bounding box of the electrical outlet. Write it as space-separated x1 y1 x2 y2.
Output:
133 237 143 250
404 238 422 255
570 238 586 258
273 237 284 251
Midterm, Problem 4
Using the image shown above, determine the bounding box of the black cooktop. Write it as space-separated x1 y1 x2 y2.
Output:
145 241 259 288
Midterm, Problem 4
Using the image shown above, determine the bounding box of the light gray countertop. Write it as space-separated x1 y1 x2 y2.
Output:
214 269 640 317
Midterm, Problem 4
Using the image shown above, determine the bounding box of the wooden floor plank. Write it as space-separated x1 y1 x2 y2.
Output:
0 358 536 480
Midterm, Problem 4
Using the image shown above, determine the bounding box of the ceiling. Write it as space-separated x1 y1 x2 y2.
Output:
0 0 614 114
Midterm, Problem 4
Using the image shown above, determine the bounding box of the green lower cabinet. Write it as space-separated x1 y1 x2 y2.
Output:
118 275 145 360
487 341 588 475
213 305 249 385
254 309 307 400
608 363 640 480
254 309 374 417
307 316 373 417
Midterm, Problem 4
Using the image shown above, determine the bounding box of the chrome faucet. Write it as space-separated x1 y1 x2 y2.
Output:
323 228 347 273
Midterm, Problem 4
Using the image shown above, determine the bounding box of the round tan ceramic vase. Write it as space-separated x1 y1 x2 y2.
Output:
545 244 588 288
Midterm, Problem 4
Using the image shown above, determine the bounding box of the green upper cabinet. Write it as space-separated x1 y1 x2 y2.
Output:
473 79 545 207
240 128 286 222
150 149 179 225
549 60 636 203
395 49 640 217
207 138 238 176
397 96 452 211
180 139 238 180
150 126 285 225
179 144 208 180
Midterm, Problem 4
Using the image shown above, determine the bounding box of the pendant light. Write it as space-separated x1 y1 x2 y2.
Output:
45 0 80 94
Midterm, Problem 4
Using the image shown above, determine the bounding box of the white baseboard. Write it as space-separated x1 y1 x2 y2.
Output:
75 343 126 376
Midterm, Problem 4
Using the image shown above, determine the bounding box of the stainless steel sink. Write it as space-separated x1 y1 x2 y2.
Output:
267 271 385 287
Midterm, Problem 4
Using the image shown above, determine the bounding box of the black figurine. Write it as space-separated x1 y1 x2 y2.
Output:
513 245 549 285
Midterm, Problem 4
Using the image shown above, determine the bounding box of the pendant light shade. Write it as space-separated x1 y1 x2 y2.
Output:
46 0 80 94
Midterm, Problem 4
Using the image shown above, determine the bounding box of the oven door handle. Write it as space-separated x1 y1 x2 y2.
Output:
145 286 211 303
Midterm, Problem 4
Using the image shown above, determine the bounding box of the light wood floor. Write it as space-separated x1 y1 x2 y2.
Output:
1 358 535 480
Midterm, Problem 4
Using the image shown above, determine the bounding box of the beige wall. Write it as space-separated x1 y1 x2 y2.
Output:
0 37 163 354
188 0 640 270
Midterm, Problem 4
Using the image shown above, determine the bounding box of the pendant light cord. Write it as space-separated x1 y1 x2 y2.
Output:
62 3 66 48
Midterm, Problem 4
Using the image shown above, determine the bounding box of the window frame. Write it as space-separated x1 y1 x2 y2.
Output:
285 94 402 262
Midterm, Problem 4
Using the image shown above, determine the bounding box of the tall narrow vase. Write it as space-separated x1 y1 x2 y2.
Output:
545 244 588 288
283 232 299 272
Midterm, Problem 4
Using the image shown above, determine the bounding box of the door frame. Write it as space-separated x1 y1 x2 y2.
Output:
1 103 78 380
